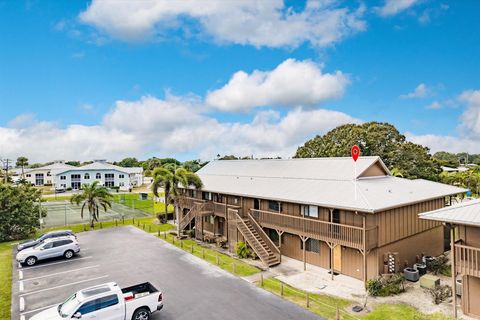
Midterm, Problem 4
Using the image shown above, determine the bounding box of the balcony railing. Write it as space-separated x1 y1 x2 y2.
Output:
249 209 377 250
455 243 480 277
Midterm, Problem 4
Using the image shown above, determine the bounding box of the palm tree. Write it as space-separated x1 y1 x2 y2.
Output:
16 156 28 180
151 166 203 228
390 167 404 178
70 181 113 228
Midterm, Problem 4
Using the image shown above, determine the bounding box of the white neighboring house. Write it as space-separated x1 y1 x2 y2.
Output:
24 161 77 186
54 160 143 191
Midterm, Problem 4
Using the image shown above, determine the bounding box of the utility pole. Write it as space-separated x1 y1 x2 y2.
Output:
1 158 13 183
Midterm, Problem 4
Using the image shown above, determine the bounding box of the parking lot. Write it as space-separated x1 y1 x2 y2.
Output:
11 226 321 320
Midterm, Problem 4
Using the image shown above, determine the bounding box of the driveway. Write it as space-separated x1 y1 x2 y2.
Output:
12 226 321 320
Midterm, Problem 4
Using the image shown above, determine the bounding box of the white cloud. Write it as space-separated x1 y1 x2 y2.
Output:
78 0 366 48
425 101 441 109
400 83 430 99
7 113 37 128
459 90 480 138
206 59 348 112
376 0 420 17
406 89 480 153
0 95 359 163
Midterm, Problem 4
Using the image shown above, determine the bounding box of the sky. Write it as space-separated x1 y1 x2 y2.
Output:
1 0 480 163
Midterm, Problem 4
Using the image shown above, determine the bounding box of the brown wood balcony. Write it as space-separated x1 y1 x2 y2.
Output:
455 243 480 277
179 197 240 218
249 209 378 250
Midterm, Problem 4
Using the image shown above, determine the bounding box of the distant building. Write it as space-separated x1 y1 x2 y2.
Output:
442 166 470 173
24 160 143 190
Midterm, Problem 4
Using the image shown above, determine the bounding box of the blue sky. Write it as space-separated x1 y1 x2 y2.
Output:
1 0 480 163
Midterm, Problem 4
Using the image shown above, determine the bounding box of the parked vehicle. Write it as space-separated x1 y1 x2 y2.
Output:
30 282 163 320
17 230 76 251
16 236 80 266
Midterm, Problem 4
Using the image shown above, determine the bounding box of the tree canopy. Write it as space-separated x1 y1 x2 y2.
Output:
117 157 140 167
295 122 441 180
0 182 46 241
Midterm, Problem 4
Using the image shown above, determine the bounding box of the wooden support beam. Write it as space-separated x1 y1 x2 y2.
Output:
362 214 367 285
300 235 309 271
451 224 457 319
276 229 284 263
326 241 337 280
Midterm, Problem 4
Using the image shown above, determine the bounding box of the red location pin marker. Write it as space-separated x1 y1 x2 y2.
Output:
351 145 360 162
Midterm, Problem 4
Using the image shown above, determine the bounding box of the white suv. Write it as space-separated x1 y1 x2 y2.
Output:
16 236 80 266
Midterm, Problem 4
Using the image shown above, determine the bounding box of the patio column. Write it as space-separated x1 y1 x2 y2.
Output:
276 229 284 263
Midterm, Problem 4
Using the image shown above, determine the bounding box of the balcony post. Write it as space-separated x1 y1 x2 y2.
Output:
450 224 457 319
300 235 308 271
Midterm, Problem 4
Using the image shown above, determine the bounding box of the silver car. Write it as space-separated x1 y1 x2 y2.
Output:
16 236 80 266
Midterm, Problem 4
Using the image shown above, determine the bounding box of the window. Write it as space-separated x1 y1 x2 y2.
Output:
47 171 51 176
119 174 124 179
97 295 119 310
202 192 212 201
96 173 101 179
84 173 90 179
105 173 114 179
302 205 318 218
301 239 320 253
42 242 53 249
26 174 31 177
119 182 124 187
254 199 260 210
105 181 114 188
53 240 72 247
60 176 66 180
71 174 81 180
268 200 282 212
77 300 97 315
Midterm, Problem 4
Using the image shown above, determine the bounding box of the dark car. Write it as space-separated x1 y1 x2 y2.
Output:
17 230 76 251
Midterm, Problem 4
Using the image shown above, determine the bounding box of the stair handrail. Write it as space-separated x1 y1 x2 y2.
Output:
247 210 280 256
234 211 271 262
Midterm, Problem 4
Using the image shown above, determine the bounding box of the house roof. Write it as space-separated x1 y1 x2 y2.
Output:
195 157 466 213
25 162 77 174
419 199 480 227
55 162 143 175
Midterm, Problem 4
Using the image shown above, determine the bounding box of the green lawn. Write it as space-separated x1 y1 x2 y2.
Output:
0 242 13 320
257 278 453 320
160 233 260 277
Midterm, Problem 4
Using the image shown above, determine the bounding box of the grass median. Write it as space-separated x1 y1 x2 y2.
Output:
257 278 453 320
159 233 260 277
0 241 13 320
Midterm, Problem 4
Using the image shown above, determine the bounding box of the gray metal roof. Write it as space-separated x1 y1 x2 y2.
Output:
196 157 466 213
419 199 480 227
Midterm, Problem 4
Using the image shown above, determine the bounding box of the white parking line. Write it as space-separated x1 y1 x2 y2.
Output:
20 315 25 320
20 303 61 315
19 297 25 312
19 281 24 292
18 262 22 269
19 275 109 297
19 270 23 280
21 256 92 270
23 265 99 282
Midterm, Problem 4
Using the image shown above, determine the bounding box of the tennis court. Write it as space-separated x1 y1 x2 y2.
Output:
40 200 152 227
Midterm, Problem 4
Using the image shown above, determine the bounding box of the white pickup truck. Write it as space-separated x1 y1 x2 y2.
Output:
30 282 163 320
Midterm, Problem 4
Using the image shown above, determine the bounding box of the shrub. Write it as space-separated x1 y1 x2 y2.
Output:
235 241 250 259
366 273 405 297
429 285 452 304
428 255 450 276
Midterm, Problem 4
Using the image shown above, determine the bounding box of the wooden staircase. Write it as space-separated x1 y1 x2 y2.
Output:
236 214 280 267
179 202 202 232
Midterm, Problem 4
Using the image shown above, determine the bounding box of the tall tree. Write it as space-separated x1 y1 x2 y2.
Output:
295 122 441 180
0 182 46 241
70 181 113 228
16 156 29 179
118 157 140 167
151 166 202 229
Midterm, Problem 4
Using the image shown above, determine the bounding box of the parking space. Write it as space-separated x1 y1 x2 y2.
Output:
11 226 321 320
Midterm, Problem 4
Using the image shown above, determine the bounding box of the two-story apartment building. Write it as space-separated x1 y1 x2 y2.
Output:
420 200 480 319
178 157 465 283
54 161 143 190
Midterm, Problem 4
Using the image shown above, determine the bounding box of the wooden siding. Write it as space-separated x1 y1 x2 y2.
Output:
360 162 388 177
377 226 444 273
376 198 444 246
463 275 480 318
